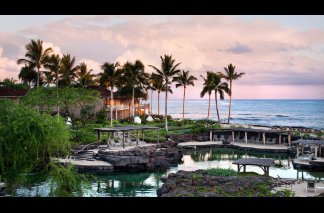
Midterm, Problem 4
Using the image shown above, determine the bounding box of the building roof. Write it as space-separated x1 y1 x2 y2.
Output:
0 88 28 97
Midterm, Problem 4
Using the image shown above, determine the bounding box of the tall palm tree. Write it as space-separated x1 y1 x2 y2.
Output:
59 54 80 86
149 55 181 131
218 64 245 124
147 74 157 115
44 54 61 120
18 65 37 87
77 62 96 88
200 71 214 120
212 73 230 124
123 60 147 118
98 62 120 126
173 70 197 119
17 39 53 88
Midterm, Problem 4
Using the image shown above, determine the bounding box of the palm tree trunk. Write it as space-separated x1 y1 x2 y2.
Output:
207 93 211 119
57 79 59 122
182 86 186 119
228 81 232 124
132 86 135 118
215 91 221 124
110 86 114 127
158 91 160 116
128 99 131 118
37 67 40 88
165 81 168 131
150 89 153 115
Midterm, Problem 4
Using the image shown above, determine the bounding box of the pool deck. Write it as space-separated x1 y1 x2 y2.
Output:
178 141 289 153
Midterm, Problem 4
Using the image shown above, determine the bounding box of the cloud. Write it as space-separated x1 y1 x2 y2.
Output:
225 42 252 54
1 15 324 98
0 47 20 81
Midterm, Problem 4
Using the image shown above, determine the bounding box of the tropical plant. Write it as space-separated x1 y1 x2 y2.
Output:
173 70 197 119
59 54 80 86
17 39 53 88
218 64 245 124
149 55 181 131
123 60 148 118
211 73 230 124
0 99 71 189
200 71 214 120
77 62 96 88
18 65 37 87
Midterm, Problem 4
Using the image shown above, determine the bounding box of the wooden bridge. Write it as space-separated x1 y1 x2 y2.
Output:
233 158 275 175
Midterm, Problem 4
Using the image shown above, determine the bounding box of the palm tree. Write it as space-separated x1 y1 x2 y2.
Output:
149 55 181 131
123 60 147 118
218 64 245 124
212 73 230 124
59 54 80 86
18 65 37 87
17 39 53 88
98 62 120 126
77 62 96 88
147 74 157 115
151 73 162 115
44 54 61 120
173 70 197 119
200 71 214 120
43 71 54 87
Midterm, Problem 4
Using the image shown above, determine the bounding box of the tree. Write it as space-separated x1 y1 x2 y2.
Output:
98 62 120 126
77 62 97 88
149 55 181 131
218 64 245 124
200 71 214 120
173 70 197 119
59 54 80 86
0 99 71 190
123 60 148 118
44 54 61 120
17 39 53 88
147 74 157 115
211 73 230 124
18 65 37 87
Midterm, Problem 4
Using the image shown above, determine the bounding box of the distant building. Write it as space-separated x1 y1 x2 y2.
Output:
0 87 149 119
0 88 28 101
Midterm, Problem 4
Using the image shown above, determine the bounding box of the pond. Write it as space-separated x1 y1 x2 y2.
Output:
14 148 324 197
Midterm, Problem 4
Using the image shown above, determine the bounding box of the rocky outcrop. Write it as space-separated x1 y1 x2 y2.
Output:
157 170 291 197
0 182 5 196
98 145 183 172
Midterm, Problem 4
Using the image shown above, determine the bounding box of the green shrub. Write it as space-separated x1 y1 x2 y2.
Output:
206 168 237 176
95 108 107 123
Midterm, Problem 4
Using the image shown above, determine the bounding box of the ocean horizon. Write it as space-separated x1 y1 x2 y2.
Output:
145 99 324 129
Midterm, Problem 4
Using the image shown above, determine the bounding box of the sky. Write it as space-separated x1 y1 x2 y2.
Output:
0 15 324 99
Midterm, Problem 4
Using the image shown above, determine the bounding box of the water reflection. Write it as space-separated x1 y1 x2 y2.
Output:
14 148 324 197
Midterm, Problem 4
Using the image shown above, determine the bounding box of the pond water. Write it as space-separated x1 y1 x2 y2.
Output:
14 148 324 197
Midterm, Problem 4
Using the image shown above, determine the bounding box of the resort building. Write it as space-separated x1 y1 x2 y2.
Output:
0 87 150 119
0 88 27 101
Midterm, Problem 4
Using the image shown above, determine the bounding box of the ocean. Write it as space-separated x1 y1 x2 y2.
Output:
148 99 324 129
